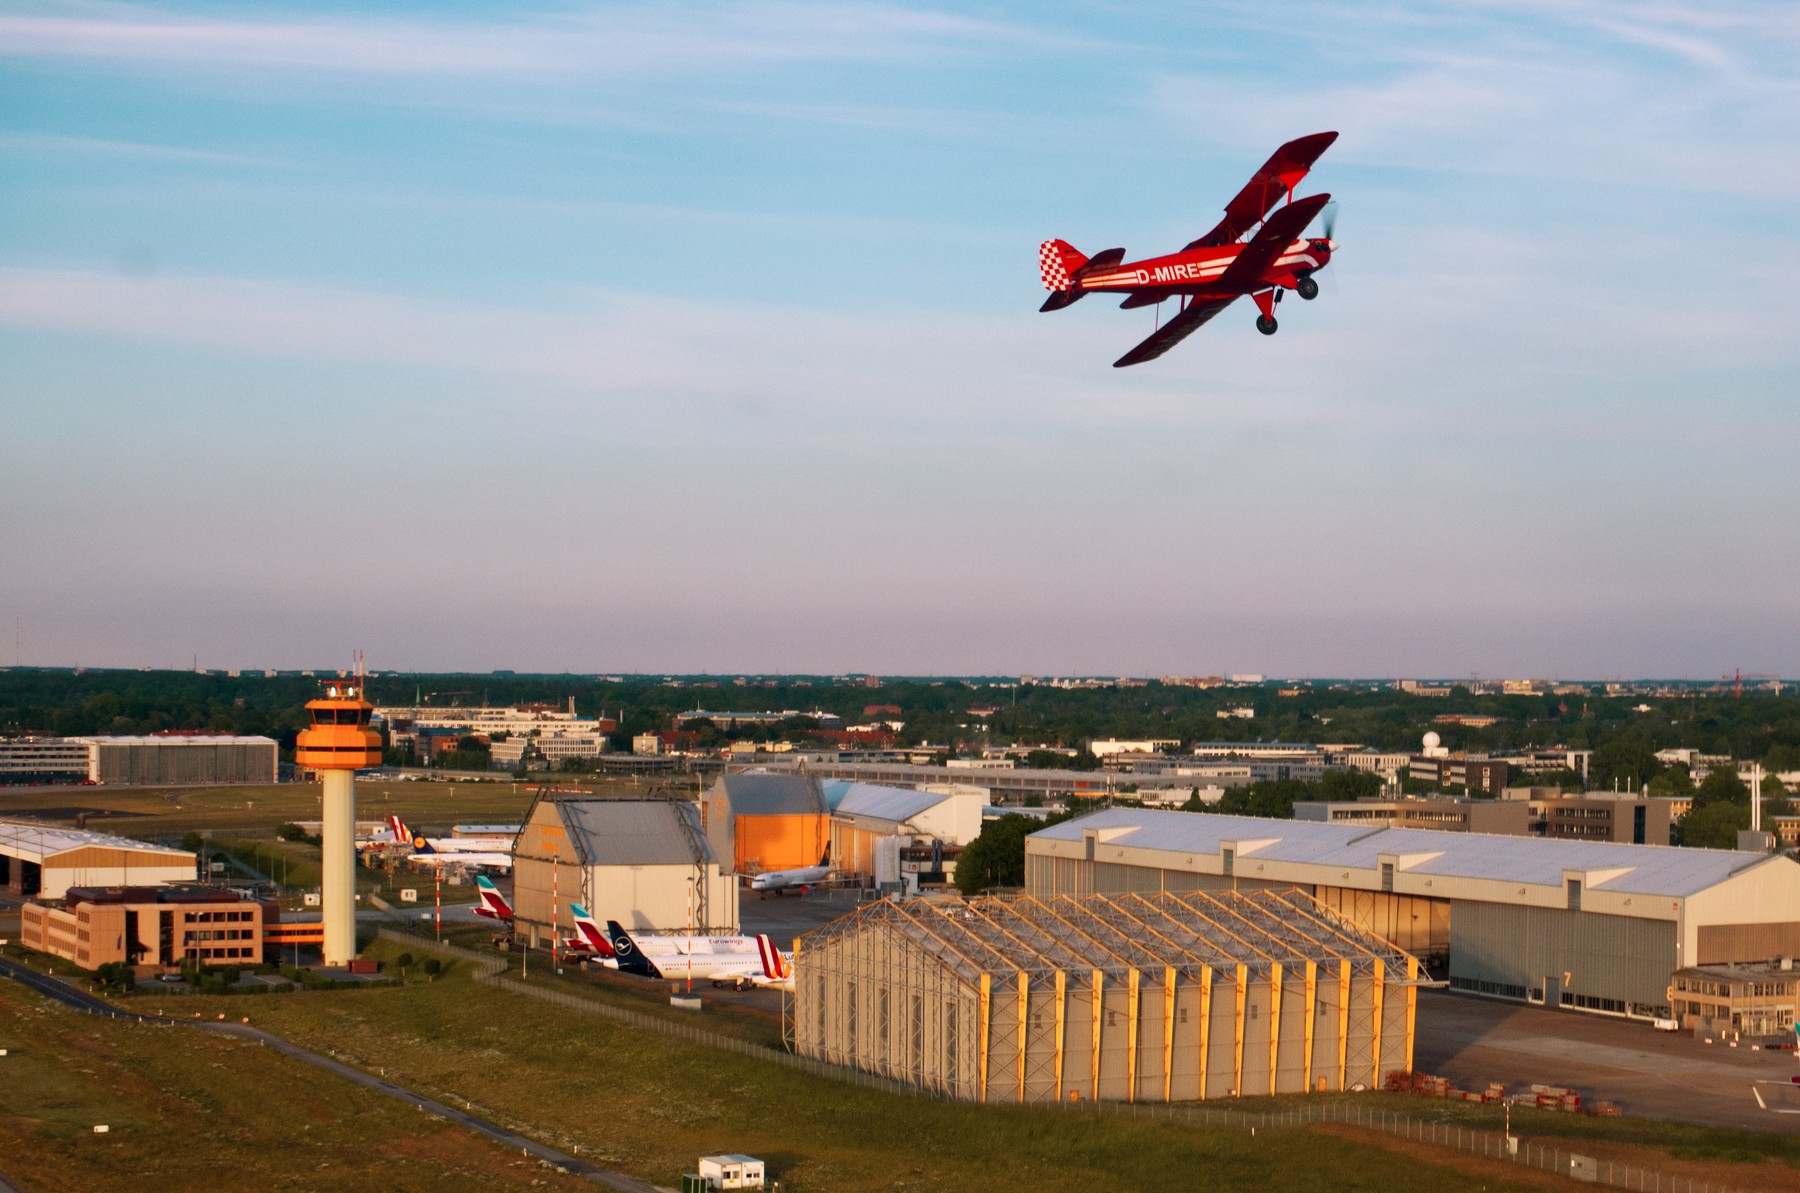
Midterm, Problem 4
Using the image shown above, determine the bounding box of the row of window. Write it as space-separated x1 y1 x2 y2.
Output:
1562 992 1626 1014
193 946 254 960
186 910 254 923
1674 977 1796 998
183 929 253 942
1449 976 1529 1000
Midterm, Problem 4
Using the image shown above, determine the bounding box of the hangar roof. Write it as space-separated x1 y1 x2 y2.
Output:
803 888 1421 984
1030 807 1778 898
0 819 195 864
74 735 276 746
710 772 827 817
822 780 947 825
554 800 717 867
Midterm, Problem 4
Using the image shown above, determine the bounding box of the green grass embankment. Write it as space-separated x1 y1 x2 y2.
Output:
178 938 1552 1193
0 982 591 1192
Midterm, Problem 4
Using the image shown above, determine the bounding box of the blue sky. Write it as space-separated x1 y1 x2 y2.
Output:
2 1 1797 677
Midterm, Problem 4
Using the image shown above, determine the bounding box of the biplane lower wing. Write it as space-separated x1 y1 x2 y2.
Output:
1112 297 1236 368
1212 193 1331 293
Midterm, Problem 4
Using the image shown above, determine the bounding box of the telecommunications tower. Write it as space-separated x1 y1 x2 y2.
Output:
293 662 381 967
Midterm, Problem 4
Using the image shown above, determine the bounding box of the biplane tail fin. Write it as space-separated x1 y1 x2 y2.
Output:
1039 239 1087 292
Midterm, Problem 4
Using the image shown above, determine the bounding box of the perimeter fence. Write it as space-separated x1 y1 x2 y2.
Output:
382 928 1745 1193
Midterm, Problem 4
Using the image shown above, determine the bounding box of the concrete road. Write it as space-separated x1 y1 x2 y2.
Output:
1413 990 1800 1132
0 955 673 1191
740 888 863 941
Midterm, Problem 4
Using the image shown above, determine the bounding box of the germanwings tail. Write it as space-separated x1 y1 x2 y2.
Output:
473 875 513 921
605 920 662 978
756 934 789 981
567 904 614 957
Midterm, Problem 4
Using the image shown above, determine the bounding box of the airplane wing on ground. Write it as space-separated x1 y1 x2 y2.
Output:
1184 132 1338 251
1211 193 1331 293
1112 297 1237 367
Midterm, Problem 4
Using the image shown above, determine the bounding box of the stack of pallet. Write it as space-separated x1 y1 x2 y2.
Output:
1527 1084 1583 1112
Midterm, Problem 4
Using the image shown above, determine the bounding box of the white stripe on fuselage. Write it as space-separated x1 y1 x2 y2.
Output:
1085 242 1319 290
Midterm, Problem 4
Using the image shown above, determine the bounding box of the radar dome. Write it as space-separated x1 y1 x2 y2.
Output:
1422 731 1441 750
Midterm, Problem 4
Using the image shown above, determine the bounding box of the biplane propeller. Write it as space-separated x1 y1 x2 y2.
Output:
1037 131 1340 367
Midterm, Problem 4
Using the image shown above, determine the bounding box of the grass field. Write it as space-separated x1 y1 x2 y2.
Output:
14 935 1800 1192
155 938 1575 1193
0 982 593 1193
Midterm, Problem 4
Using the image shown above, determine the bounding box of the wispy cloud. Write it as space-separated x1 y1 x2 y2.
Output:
0 2 1039 78
0 130 289 167
0 265 1379 435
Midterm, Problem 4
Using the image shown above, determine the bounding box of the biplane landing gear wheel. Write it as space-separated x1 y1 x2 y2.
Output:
1256 314 1278 336
1296 275 1319 301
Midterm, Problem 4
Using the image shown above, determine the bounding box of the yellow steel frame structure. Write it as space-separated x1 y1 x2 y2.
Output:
790 888 1428 1106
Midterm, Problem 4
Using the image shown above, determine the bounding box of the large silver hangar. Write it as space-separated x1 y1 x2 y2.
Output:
793 889 1424 1104
1026 808 1800 1023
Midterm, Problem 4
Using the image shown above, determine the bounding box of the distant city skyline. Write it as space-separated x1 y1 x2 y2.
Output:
3 2 1797 676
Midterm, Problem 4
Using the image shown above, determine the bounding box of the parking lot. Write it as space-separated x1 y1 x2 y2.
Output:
1414 990 1800 1132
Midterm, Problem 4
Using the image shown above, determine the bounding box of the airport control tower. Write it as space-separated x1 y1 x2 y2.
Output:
294 675 381 967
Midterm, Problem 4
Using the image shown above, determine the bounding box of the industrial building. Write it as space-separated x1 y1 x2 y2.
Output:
21 885 273 970
0 821 196 899
0 734 278 785
793 889 1423 1103
513 796 738 941
1670 961 1799 1039
759 759 1208 804
1294 798 1530 834
1293 791 1678 846
0 737 92 782
1026 808 1800 1024
818 780 986 890
702 772 830 876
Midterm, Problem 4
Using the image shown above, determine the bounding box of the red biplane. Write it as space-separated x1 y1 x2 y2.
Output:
1038 131 1340 367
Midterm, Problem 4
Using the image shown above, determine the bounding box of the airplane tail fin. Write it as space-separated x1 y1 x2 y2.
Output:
605 920 660 977
475 875 513 919
389 815 409 843
1039 239 1087 292
756 934 789 980
568 904 613 956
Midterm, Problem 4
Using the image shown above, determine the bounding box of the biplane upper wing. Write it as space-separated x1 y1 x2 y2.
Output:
1212 193 1331 293
1184 131 1338 251
1112 296 1237 368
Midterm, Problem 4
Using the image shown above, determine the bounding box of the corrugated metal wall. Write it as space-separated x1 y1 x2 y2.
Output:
1449 901 1676 1014
93 741 277 785
1029 855 1297 900
1313 887 1450 962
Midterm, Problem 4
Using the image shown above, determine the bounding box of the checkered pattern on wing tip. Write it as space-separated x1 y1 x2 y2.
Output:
1039 240 1072 291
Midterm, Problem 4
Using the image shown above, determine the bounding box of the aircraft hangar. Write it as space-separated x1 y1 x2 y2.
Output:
512 796 738 942
792 889 1423 1103
0 820 197 899
1025 808 1800 1023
